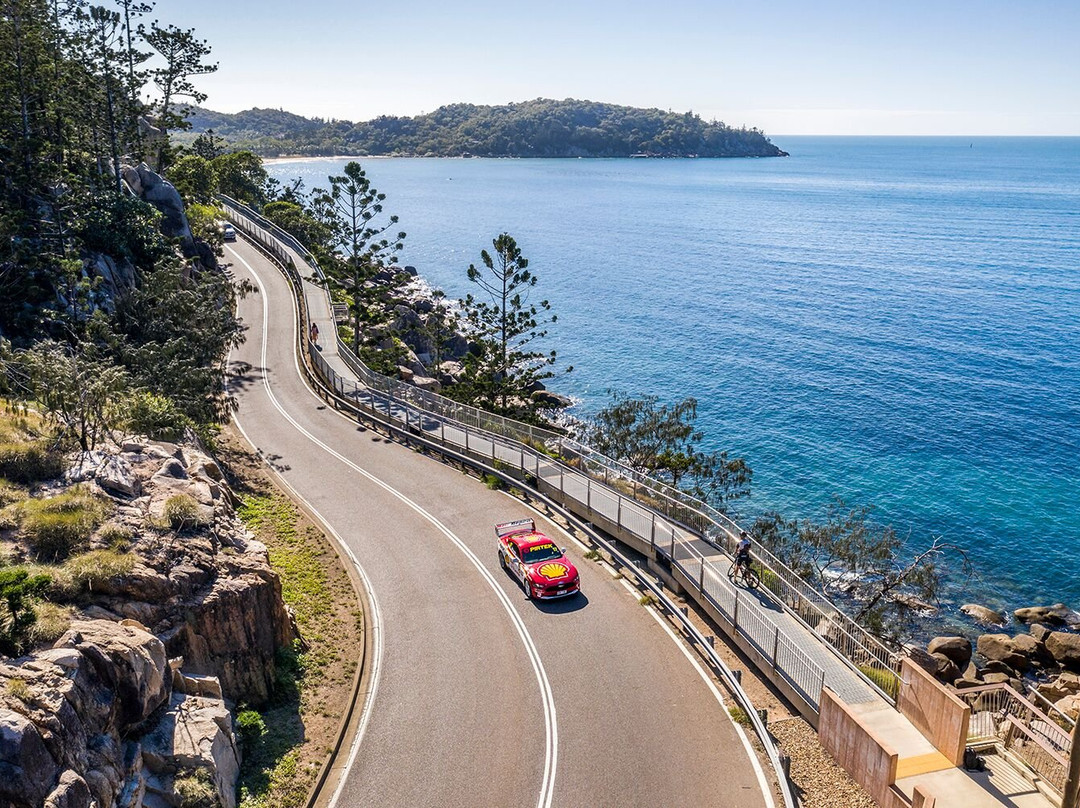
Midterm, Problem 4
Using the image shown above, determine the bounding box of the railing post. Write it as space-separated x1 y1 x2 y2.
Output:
587 478 591 513
733 591 740 628
772 627 780 668
669 526 676 559
617 497 622 528
650 512 656 549
465 427 470 454
699 559 705 592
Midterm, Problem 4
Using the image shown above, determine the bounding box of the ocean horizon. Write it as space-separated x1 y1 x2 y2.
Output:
267 137 1080 629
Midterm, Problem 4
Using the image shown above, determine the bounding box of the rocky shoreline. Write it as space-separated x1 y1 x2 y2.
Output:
0 437 296 807
919 601 1080 718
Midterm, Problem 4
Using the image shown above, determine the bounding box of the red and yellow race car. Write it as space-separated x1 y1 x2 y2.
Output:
496 518 580 600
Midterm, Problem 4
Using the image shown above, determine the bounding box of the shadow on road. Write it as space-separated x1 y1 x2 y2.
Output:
532 593 589 614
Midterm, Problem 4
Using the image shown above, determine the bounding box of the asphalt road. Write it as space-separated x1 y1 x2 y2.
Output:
225 236 771 808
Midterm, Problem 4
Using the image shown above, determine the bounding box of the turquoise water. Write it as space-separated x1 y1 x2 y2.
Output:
267 138 1080 615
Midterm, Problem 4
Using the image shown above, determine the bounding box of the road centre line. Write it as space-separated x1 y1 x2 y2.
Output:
514 497 775 808
228 245 558 808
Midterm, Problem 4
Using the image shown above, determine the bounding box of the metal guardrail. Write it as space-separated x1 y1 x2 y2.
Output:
960 683 1070 796
219 194 900 704
224 202 802 808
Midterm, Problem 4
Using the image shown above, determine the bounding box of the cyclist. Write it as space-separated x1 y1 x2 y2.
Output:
735 531 752 573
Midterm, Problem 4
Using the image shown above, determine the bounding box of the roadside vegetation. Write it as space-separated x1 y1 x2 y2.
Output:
218 431 363 808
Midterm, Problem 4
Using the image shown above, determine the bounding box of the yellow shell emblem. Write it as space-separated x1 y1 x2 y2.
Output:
537 563 568 580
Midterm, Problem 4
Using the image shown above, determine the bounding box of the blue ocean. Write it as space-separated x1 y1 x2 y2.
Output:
267 138 1080 619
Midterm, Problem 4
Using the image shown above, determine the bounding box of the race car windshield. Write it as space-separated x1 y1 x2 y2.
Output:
522 543 562 564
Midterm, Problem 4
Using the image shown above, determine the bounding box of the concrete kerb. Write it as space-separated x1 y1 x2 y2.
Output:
233 215 800 808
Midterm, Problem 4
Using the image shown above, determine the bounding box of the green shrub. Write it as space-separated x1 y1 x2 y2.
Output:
858 664 901 700
164 494 205 531
482 473 503 490
125 392 192 442
20 486 112 561
727 705 752 726
0 443 63 484
0 568 51 655
63 550 135 593
236 709 267 746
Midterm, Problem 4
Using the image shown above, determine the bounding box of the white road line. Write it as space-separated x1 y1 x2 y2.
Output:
230 411 385 808
641 605 776 808
228 245 559 808
512 498 775 808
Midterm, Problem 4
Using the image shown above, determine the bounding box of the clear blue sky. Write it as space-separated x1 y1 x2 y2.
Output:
164 0 1079 135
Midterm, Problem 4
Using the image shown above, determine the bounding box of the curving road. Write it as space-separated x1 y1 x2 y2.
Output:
225 235 771 808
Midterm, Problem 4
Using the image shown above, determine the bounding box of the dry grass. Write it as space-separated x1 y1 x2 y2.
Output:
28 601 74 645
63 549 135 593
18 485 113 561
0 408 63 484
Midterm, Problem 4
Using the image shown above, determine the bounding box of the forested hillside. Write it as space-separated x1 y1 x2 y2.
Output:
184 99 788 158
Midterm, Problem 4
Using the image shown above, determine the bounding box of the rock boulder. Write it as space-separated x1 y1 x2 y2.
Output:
927 636 972 667
1014 604 1080 627
961 603 1006 626
1046 632 1080 668
141 693 239 808
58 620 171 732
976 633 1030 670
0 709 60 807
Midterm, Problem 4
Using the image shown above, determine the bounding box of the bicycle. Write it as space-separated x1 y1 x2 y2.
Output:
727 558 760 589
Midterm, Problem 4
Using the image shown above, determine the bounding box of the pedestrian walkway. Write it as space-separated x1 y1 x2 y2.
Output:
224 200 1055 808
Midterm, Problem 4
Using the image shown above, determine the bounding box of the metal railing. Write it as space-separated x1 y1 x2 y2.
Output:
960 683 1070 795
224 200 804 808
220 194 900 704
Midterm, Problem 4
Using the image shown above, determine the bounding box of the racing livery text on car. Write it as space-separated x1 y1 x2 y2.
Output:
496 518 580 600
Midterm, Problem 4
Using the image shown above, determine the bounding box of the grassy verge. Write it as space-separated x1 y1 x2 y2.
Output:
217 430 363 808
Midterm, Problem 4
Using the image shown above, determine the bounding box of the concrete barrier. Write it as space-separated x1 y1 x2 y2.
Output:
897 657 970 766
820 687 901 807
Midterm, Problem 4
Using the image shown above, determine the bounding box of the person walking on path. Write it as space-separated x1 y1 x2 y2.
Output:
310 321 320 348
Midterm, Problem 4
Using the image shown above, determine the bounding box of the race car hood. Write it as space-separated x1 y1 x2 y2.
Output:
525 558 579 585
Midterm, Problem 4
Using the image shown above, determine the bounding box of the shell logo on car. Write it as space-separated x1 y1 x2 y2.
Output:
537 563 569 580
